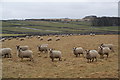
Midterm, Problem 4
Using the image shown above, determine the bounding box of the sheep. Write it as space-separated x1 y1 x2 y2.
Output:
47 37 52 41
0 48 12 58
73 47 84 57
56 37 60 41
100 43 114 52
39 37 43 41
16 45 29 51
90 33 95 36
49 49 62 62
0 38 6 42
37 44 48 53
85 50 99 63
98 46 111 59
55 35 58 37
37 36 41 39
26 36 30 39
8 38 12 40
19 38 25 41
17 48 34 61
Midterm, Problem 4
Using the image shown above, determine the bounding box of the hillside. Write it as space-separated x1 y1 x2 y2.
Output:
1 20 119 36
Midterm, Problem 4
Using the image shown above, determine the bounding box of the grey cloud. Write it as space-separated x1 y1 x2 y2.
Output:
2 2 118 19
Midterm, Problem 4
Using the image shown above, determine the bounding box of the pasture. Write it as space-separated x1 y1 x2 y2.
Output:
2 35 119 78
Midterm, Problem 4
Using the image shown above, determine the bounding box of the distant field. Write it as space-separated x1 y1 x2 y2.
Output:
2 35 118 78
1 34 26 37
2 20 119 35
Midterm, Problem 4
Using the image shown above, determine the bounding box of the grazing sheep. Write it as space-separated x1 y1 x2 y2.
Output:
98 46 111 59
0 48 12 58
47 37 52 41
100 43 114 52
56 37 60 41
37 44 48 53
0 38 6 42
85 50 98 63
49 49 62 62
73 47 84 57
16 45 29 51
39 37 43 41
19 38 25 41
37 36 41 39
17 48 34 61
55 35 58 37
90 33 95 36
26 36 30 39
8 37 12 40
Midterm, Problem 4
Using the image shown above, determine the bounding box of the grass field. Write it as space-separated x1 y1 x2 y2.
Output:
2 20 119 35
0 34 26 37
2 35 118 78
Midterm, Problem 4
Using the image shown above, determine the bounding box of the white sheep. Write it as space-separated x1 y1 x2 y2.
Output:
98 46 111 58
49 49 62 62
37 44 48 53
37 36 41 39
0 48 12 58
56 37 60 41
100 43 114 52
73 47 84 57
47 37 52 41
16 45 29 51
85 50 99 63
0 38 6 42
17 48 34 61
90 33 95 36
39 37 43 41
19 38 25 41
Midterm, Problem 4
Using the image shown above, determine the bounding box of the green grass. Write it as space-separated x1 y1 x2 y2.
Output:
2 20 119 35
1 34 26 36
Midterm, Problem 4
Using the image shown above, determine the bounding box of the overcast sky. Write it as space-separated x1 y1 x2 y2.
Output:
1 0 119 20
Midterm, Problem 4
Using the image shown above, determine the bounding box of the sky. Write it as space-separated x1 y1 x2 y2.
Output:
0 0 119 20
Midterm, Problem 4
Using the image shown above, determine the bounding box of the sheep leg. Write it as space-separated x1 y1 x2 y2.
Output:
59 58 62 61
95 57 97 62
21 58 23 61
87 59 89 63
92 58 94 62
76 55 78 57
106 53 109 58
90 59 92 63
52 58 54 62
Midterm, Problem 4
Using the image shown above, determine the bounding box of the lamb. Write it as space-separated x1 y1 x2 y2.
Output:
49 49 62 62
47 37 52 41
16 45 29 51
98 46 111 58
37 44 48 53
56 37 60 41
0 48 12 58
85 50 99 63
100 43 114 52
17 48 34 61
73 47 84 57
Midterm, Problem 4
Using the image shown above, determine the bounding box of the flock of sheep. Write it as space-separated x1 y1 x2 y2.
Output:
0 35 114 63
